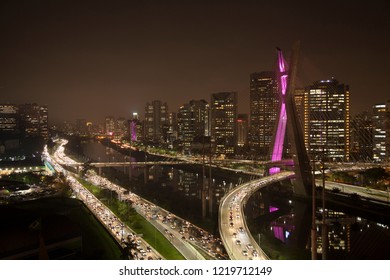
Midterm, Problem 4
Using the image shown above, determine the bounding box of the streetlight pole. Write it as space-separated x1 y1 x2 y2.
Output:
321 159 327 260
202 137 206 218
121 223 124 243
311 156 317 260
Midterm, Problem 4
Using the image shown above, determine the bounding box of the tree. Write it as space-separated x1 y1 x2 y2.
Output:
331 171 355 184
361 168 389 188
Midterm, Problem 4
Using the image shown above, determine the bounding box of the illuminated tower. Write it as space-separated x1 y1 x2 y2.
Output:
372 102 390 162
144 100 169 143
115 117 127 140
210 92 237 156
19 103 48 141
105 116 115 136
249 72 278 159
272 43 313 196
270 49 289 171
236 114 248 148
177 99 209 153
304 79 350 161
0 104 19 134
129 113 142 142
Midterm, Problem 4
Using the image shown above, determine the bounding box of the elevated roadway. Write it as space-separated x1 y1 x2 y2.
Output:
219 171 294 260
65 161 187 167
320 180 389 203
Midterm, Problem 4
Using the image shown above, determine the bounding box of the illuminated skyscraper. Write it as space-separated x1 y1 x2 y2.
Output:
129 112 143 142
166 112 177 146
177 99 210 152
304 79 350 161
19 103 48 141
105 116 115 136
0 104 19 134
249 72 278 159
144 100 169 143
236 114 248 148
210 92 237 156
115 117 127 140
372 102 390 162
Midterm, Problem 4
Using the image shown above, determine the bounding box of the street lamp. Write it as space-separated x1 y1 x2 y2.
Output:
121 223 124 242
311 154 317 260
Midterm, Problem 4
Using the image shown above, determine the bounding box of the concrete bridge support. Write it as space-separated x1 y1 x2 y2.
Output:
284 42 313 197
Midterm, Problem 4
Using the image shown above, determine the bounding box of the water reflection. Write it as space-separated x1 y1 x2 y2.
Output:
79 140 252 233
246 190 390 260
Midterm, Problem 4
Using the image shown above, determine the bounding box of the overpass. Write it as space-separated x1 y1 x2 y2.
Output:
65 161 188 167
219 171 294 260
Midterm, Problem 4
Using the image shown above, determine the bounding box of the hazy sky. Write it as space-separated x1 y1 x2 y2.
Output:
1 0 389 124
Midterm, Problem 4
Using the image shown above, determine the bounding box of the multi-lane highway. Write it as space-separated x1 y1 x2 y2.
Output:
47 139 222 260
219 171 294 260
320 180 389 203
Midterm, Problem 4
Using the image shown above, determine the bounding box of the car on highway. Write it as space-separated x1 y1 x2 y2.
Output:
139 249 147 256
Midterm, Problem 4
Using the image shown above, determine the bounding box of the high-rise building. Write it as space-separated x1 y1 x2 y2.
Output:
129 112 142 142
0 104 19 134
304 79 350 161
0 104 20 157
210 92 237 156
350 111 373 161
372 102 390 162
167 112 178 146
19 103 48 141
177 99 210 152
249 72 279 159
144 100 169 143
1 103 48 160
105 116 115 136
236 114 248 148
115 117 127 140
39 105 48 141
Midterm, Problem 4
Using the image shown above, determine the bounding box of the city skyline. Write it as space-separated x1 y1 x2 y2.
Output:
1 1 389 123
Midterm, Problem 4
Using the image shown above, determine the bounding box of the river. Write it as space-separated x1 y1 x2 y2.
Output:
73 139 390 260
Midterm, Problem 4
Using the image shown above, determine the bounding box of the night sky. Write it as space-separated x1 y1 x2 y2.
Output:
1 0 389 124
